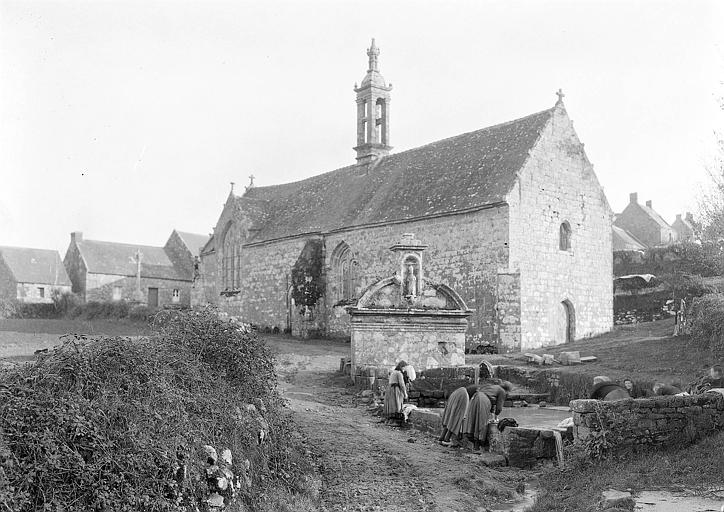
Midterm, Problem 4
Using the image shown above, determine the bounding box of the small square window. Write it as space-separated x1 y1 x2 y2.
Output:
172 289 180 303
37 287 45 298
112 286 122 301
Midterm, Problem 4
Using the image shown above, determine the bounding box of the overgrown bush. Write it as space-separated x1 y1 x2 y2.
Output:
688 293 724 357
0 307 317 511
0 298 17 319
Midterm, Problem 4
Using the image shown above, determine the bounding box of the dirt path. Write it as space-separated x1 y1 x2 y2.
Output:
269 336 531 512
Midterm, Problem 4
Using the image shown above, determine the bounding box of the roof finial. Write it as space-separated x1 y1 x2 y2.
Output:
367 38 380 72
245 174 255 192
556 88 565 105
230 181 235 194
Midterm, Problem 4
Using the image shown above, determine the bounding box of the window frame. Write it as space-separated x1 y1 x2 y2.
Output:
559 221 572 252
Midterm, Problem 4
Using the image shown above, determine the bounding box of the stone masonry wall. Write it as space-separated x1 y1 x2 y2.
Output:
571 394 724 454
16 283 72 304
217 237 314 332
85 274 191 306
507 105 613 350
350 312 468 370
324 206 510 346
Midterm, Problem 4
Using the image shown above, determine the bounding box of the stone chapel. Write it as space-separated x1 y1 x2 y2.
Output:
195 39 613 352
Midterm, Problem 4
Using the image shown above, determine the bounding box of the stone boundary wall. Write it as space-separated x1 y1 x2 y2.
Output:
571 393 724 454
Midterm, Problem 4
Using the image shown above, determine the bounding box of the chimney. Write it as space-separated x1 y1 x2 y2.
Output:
629 192 638 204
676 214 682 221
646 200 652 208
71 231 83 244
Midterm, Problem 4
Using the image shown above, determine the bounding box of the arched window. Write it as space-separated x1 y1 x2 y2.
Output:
559 221 572 251
332 242 357 301
222 223 242 290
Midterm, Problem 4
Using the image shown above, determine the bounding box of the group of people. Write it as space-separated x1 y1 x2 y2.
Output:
589 364 724 401
437 379 511 452
382 360 512 453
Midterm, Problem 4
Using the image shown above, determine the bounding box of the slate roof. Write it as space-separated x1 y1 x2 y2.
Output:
612 226 646 252
0 246 71 285
175 231 210 256
76 240 186 280
639 203 671 230
241 106 556 242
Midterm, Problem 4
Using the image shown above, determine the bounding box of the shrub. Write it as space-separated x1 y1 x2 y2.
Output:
0 298 17 319
688 293 724 357
0 307 317 511
51 290 82 316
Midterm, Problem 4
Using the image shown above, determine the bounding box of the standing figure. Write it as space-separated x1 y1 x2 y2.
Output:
438 386 469 448
384 361 408 425
463 385 492 453
404 264 417 297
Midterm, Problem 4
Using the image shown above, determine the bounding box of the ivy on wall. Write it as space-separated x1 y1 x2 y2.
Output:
290 239 325 312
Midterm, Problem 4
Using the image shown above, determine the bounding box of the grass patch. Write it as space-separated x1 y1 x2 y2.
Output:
479 319 715 391
529 432 724 512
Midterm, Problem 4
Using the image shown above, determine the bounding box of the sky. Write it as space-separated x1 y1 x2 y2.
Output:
1 0 723 254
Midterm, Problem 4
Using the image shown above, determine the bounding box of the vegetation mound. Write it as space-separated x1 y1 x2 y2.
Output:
0 307 318 511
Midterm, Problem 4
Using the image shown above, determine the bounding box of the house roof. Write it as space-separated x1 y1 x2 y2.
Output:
0 246 71 286
239 106 557 243
639 203 671 231
76 239 186 280
612 226 646 251
175 231 210 256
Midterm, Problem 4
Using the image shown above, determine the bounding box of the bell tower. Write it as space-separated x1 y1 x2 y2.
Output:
353 38 392 164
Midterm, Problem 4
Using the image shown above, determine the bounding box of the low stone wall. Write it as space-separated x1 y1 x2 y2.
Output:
352 365 479 407
571 393 724 455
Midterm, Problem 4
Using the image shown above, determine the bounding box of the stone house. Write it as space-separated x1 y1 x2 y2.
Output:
64 230 208 307
0 246 72 303
671 212 695 242
613 193 676 248
196 40 613 352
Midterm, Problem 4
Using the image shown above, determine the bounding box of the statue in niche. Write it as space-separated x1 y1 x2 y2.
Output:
404 264 418 297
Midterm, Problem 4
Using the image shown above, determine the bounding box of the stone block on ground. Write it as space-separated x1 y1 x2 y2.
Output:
600 489 634 510
478 452 507 467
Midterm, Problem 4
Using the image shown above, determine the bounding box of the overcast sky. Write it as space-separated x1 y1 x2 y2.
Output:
1 0 723 254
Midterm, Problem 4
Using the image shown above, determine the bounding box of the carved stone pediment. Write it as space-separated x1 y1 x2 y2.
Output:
353 275 469 311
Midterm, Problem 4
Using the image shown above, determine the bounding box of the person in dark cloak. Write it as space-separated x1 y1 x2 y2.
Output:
438 386 469 447
590 376 630 401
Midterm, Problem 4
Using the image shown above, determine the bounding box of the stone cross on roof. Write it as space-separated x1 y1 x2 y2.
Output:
556 88 565 104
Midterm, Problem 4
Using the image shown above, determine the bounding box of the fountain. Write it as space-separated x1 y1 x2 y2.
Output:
347 233 473 373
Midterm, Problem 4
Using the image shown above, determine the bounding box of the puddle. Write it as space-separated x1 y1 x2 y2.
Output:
498 405 571 429
635 490 724 511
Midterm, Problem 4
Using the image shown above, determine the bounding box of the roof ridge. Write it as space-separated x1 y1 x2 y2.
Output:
243 105 556 194
380 106 556 161
80 239 165 249
0 245 61 253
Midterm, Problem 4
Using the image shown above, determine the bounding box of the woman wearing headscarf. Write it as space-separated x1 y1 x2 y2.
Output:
463 385 492 452
384 360 408 425
478 378 512 419
438 386 469 447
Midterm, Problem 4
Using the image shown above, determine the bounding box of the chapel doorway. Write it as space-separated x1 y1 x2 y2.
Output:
561 300 575 343
552 299 575 344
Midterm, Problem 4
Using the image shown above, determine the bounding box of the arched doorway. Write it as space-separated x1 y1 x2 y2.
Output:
553 299 576 344
561 300 575 343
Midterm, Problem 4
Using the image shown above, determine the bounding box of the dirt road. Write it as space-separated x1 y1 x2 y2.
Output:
269 336 532 512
